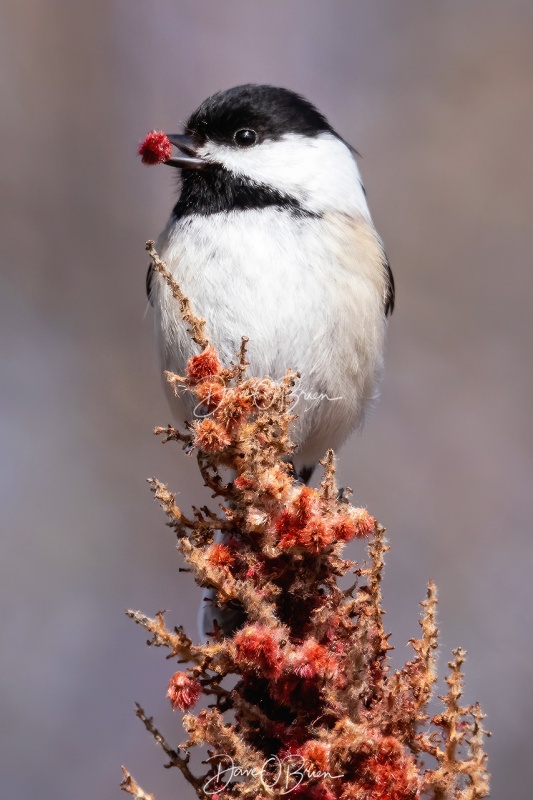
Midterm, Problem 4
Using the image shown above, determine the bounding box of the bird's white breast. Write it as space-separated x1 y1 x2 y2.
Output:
153 207 388 468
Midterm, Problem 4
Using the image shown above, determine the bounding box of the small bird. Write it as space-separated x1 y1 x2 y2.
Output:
145 84 394 637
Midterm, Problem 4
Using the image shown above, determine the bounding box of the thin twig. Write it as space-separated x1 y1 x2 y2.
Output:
120 767 154 800
135 705 207 798
146 240 209 349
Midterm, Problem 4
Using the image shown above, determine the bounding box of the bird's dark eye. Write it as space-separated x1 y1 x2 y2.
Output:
234 129 257 147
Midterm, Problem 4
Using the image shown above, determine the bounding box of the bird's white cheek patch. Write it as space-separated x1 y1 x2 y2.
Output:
197 133 371 219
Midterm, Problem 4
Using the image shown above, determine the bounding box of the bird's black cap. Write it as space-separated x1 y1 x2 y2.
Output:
185 84 336 145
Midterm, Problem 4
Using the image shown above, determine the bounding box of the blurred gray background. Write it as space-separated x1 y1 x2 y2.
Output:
2 1 532 797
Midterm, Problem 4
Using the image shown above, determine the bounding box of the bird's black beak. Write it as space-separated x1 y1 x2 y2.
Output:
164 134 206 170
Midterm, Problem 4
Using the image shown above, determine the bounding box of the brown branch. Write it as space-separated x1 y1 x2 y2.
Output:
125 609 203 664
146 240 209 349
181 708 268 787
128 239 489 799
135 705 207 799
233 335 250 383
120 767 154 800
424 648 472 798
154 424 192 446
461 703 491 800
149 477 233 542
147 477 195 532
319 449 337 504
409 580 439 710
367 524 388 623
360 525 392 681
197 453 234 499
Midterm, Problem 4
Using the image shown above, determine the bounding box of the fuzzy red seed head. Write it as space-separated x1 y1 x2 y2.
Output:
298 740 331 772
302 518 336 552
193 379 225 411
293 486 321 524
233 625 283 677
277 514 335 552
323 509 375 545
206 542 235 570
213 389 253 428
186 345 222 383
340 736 419 800
138 130 172 165
233 474 254 491
329 514 356 543
167 672 201 711
292 640 339 679
257 464 291 498
275 487 319 548
275 509 301 543
193 418 232 453
351 508 375 538
241 378 278 411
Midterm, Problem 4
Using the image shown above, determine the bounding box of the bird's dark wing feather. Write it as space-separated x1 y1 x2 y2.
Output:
384 255 395 316
146 263 153 305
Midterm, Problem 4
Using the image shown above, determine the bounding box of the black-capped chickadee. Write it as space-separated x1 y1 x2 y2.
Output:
145 84 394 637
